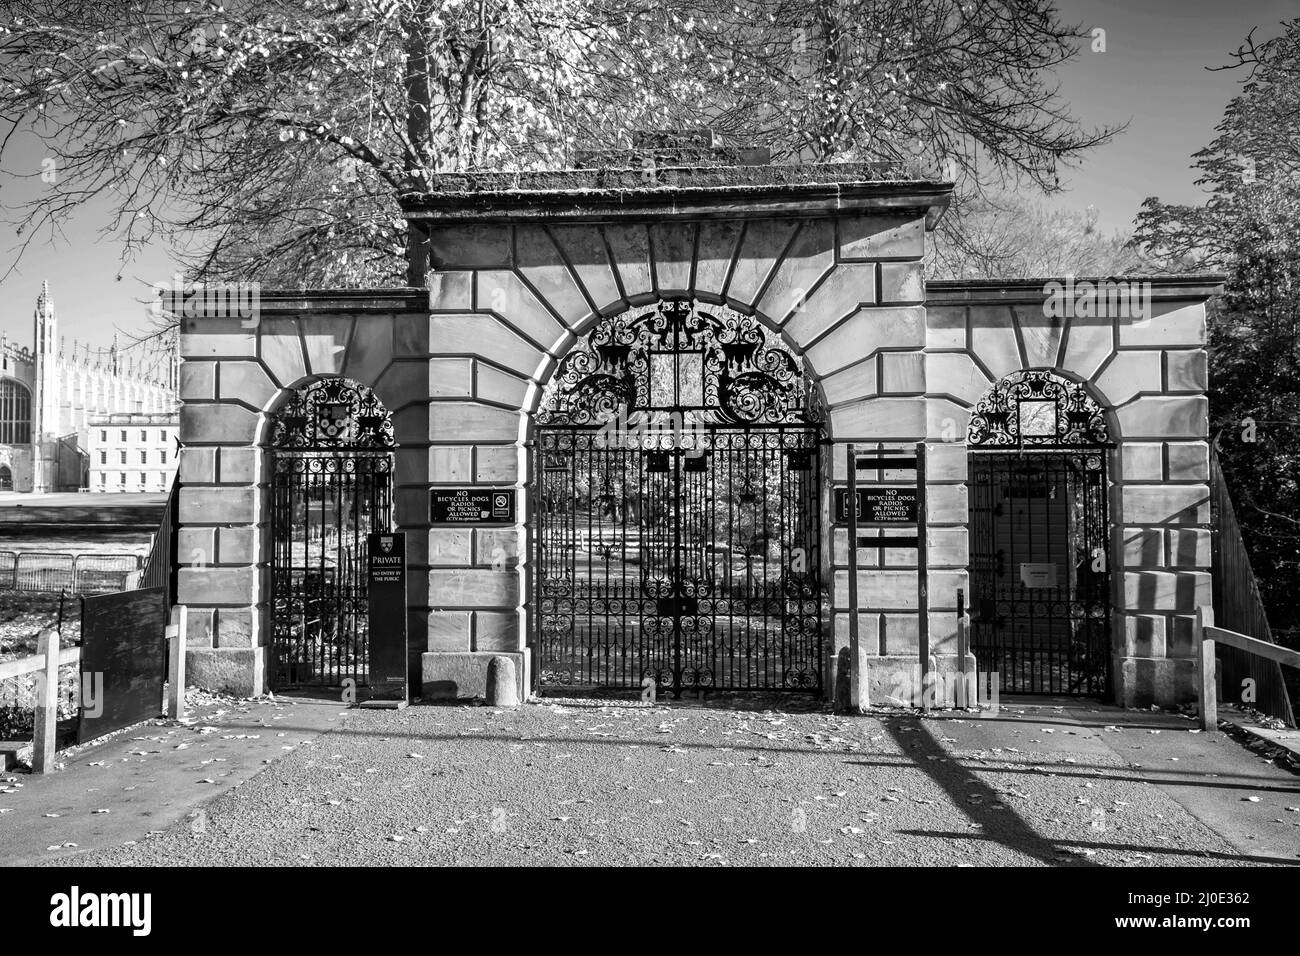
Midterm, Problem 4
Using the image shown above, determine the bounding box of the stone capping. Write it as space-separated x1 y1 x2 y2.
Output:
190 290 427 314
401 170 953 228
408 161 938 193
926 275 1226 304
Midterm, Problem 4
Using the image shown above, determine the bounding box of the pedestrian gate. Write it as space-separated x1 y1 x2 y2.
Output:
966 370 1112 695
534 300 824 696
269 377 394 688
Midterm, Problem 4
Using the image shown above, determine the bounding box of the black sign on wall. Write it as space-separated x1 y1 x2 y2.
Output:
430 488 515 525
835 486 919 524
366 531 407 702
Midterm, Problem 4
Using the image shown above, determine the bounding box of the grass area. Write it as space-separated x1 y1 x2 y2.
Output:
0 591 87 740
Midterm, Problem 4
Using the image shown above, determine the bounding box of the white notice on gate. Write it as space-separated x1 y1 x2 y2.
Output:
1019 563 1059 589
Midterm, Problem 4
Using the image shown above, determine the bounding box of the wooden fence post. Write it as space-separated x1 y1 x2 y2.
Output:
167 605 186 720
32 628 59 774
1195 605 1218 732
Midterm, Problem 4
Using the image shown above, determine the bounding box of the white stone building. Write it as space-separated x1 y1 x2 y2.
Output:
0 282 179 492
85 412 180 493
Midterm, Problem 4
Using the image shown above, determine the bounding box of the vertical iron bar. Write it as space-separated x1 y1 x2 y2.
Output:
917 441 930 714
847 443 860 711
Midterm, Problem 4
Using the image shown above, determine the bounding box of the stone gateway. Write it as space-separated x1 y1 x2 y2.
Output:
173 156 1220 711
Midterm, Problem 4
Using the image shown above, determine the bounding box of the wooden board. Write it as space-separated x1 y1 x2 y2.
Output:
77 587 167 743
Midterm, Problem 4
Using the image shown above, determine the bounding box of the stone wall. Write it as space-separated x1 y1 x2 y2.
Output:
175 292 433 696
925 280 1215 707
174 196 1218 709
421 212 938 702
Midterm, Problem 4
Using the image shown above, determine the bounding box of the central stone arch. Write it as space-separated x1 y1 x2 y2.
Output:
417 202 940 704
530 297 826 696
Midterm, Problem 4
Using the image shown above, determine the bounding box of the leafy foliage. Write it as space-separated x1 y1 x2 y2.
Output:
1134 18 1300 632
0 0 1115 286
928 194 1145 279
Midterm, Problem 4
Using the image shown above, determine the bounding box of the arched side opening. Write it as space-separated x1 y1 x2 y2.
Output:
267 376 395 689
532 297 826 698
0 465 12 491
966 369 1113 696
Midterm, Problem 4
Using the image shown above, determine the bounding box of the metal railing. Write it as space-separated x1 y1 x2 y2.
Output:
139 475 179 607
0 551 143 595
1209 446 1295 726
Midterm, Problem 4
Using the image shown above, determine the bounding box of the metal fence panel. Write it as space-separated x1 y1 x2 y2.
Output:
0 551 143 595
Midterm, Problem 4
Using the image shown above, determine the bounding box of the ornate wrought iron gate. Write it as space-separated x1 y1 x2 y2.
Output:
534 299 824 696
269 378 394 688
967 370 1112 695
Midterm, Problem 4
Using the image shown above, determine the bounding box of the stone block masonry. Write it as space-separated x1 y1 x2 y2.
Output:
404 172 953 707
925 278 1221 707
173 165 1221 713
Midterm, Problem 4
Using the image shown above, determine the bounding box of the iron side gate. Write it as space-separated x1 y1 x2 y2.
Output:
269 378 395 689
968 448 1111 695
536 426 822 695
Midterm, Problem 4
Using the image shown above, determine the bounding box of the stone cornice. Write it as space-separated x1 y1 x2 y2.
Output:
400 164 953 230
926 275 1227 304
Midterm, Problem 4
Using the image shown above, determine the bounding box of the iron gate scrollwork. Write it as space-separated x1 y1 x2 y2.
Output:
270 377 394 688
967 370 1111 695
535 299 824 696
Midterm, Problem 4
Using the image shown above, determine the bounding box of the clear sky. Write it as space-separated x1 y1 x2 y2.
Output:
1047 0 1298 231
0 0 1293 351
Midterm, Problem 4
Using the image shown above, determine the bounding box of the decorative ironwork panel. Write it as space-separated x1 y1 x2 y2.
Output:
967 369 1109 448
967 449 1110 695
535 426 823 695
537 299 820 427
269 378 394 688
269 377 395 451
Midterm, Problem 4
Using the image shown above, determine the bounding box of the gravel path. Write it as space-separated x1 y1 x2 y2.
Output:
37 695 1294 867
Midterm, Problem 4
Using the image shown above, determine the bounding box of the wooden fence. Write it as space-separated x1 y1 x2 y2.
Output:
1209 447 1295 726
0 609 187 773
1195 607 1300 731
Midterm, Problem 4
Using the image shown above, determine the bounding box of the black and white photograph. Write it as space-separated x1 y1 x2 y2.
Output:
0 0 1295 936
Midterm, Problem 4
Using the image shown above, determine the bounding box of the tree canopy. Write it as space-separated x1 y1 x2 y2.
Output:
1135 17 1300 634
0 0 1115 286
927 194 1144 280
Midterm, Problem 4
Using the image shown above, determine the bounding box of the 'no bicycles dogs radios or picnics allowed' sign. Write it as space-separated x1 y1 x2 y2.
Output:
430 488 516 525
834 486 919 524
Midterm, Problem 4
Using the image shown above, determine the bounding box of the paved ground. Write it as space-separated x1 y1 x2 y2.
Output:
1 692 345 865
4 693 1298 867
